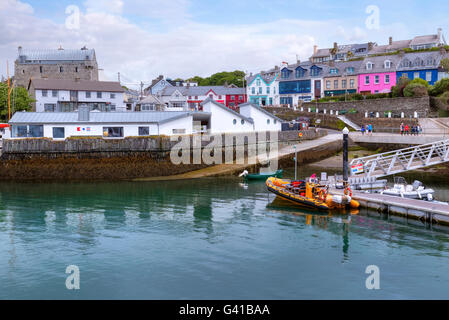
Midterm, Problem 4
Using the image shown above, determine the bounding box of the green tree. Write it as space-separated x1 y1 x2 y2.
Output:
430 78 449 96
0 83 34 121
187 71 246 87
440 58 449 71
391 76 411 97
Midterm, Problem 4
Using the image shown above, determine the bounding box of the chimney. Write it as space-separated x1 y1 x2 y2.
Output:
333 42 338 51
438 28 443 41
368 42 374 51
58 45 64 51
274 65 279 70
78 105 90 122
18 46 23 56
389 37 393 46
313 45 318 55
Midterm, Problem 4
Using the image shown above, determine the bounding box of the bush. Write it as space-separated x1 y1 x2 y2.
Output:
430 78 449 96
403 83 429 97
391 76 411 97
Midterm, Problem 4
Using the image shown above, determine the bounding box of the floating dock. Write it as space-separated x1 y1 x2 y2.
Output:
333 189 449 226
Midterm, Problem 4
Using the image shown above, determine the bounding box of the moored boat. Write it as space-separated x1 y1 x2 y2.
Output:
240 169 283 181
266 177 359 211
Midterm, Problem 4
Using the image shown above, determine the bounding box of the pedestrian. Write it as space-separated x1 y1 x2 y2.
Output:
404 124 409 135
368 123 373 136
400 123 404 136
361 124 366 135
417 124 422 135
411 125 416 136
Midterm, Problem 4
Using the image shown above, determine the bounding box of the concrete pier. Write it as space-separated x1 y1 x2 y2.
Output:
334 189 449 226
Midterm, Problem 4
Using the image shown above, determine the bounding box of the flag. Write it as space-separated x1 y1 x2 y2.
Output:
77 127 81 132
310 173 316 179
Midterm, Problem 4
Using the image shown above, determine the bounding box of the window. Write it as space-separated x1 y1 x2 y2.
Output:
267 87 270 94
251 87 255 94
238 95 243 100
366 62 373 70
365 76 370 85
350 79 355 88
60 66 64 72
346 67 354 74
267 119 270 124
40 66 43 73
14 125 28 137
52 127 65 139
334 80 338 89
138 127 150 136
310 66 322 76
384 61 391 69
110 104 116 112
52 90 58 97
44 104 56 112
110 93 116 99
86 91 91 98
241 119 245 125
296 68 306 78
233 119 237 125
97 92 102 98
385 74 390 84
258 87 262 94
195 96 198 99
375 75 380 84
75 67 78 73
414 72 420 80
256 79 261 86
342 80 347 89
426 72 432 82
281 69 290 79
188 96 192 99
42 90 48 97
330 68 338 75
209 94 213 99
326 80 331 89
103 127 123 138
231 96 235 100
29 125 44 138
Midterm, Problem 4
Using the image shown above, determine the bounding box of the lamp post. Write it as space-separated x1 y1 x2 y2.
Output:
293 145 298 181
342 127 349 184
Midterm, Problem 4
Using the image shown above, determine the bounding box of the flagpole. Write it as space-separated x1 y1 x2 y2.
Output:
7 60 11 121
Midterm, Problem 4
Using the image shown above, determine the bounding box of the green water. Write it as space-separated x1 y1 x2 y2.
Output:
1 171 449 300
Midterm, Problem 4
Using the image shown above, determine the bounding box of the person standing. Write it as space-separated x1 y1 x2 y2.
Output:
400 123 404 136
404 124 409 135
368 123 373 136
361 124 366 135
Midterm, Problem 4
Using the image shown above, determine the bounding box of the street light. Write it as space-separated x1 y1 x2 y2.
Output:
293 145 298 181
342 127 349 183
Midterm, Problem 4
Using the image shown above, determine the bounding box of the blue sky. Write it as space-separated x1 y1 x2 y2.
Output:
1 0 448 87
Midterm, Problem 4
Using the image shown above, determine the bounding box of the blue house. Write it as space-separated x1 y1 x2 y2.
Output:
396 51 446 85
278 62 327 106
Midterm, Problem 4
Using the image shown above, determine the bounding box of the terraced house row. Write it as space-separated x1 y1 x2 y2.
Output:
247 29 449 107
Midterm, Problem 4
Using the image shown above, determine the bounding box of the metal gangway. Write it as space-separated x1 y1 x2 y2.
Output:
350 139 449 178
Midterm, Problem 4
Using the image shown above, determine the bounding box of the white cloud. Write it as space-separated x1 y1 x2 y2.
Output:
0 0 412 89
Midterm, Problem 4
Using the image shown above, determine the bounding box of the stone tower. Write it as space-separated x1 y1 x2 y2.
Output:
14 46 99 89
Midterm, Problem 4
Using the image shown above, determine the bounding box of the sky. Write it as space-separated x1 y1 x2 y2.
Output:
0 0 448 89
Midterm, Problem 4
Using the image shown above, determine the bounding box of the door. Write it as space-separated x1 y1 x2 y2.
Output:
314 80 321 99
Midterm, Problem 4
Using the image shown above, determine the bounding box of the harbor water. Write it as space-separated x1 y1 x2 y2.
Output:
1 169 449 299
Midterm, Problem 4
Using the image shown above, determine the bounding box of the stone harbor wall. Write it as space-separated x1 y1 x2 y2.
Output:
0 130 327 181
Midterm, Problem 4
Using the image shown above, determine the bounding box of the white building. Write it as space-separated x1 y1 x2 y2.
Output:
8 107 194 139
7 98 283 140
239 103 283 132
200 99 254 134
28 79 125 112
246 71 279 106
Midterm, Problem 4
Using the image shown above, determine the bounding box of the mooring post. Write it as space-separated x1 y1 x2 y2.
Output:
342 127 349 184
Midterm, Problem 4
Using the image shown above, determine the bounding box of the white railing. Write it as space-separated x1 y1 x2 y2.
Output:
350 139 449 178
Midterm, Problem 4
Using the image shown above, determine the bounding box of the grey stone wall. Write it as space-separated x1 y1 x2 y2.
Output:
2 130 326 159
302 96 431 116
14 60 99 88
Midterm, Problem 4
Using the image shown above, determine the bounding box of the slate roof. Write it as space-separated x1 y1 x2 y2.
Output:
311 48 332 58
238 103 284 122
410 34 441 46
368 40 412 54
278 62 330 81
200 98 254 123
9 111 192 124
140 95 163 104
396 51 446 71
358 55 402 74
246 72 278 86
18 48 96 62
30 79 125 92
324 60 364 77
160 85 245 96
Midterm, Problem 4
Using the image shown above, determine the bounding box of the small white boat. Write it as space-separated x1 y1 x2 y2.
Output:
380 177 435 200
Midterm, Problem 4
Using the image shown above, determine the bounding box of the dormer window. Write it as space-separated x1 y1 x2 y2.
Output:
330 68 338 75
384 60 391 69
310 66 322 76
281 68 290 79
345 67 354 74
366 62 373 70
295 67 306 78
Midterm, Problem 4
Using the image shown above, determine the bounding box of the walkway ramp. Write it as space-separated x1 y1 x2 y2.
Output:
350 139 449 178
337 115 361 131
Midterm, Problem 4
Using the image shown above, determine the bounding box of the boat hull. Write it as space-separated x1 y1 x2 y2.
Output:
245 169 283 181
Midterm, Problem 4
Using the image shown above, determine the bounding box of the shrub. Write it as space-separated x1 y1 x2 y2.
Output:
403 83 429 97
391 76 411 97
430 78 449 96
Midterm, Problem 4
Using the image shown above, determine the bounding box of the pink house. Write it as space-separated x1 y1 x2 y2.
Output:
357 55 400 94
